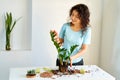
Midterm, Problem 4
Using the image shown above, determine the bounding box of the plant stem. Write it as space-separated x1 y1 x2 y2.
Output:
6 34 11 50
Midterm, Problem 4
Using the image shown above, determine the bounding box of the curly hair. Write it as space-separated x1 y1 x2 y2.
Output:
69 4 90 34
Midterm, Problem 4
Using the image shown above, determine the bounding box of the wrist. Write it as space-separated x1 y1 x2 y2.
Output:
70 56 74 61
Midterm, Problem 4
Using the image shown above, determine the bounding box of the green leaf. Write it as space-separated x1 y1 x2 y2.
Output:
5 12 21 34
58 48 67 53
59 54 64 59
43 67 51 72
10 21 16 33
35 68 40 73
9 12 12 29
64 56 69 60
27 69 36 74
80 69 85 74
54 41 60 49
70 45 79 54
50 31 61 53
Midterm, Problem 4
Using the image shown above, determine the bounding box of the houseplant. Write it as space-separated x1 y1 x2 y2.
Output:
26 69 36 78
50 30 78 72
5 12 21 50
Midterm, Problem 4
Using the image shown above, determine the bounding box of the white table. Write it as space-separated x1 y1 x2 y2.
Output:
9 65 115 80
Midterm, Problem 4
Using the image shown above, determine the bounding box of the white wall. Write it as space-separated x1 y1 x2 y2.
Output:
0 0 102 80
0 0 31 50
100 0 120 80
0 0 32 80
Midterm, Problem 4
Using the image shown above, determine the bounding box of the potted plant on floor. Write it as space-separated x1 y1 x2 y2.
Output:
5 12 21 50
50 30 78 73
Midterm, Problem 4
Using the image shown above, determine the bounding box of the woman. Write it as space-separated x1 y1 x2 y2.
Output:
53 4 91 67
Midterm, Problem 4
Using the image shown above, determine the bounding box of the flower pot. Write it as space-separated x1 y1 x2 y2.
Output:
59 61 68 73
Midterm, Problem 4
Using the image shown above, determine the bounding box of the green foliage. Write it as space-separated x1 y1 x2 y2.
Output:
27 69 36 74
43 67 52 72
80 69 85 74
5 12 21 50
35 68 40 73
50 31 78 65
5 12 21 34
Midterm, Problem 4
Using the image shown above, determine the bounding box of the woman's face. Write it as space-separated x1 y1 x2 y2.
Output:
70 10 81 25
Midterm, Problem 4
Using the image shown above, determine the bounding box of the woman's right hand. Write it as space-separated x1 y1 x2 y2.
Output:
50 30 64 46
50 30 59 43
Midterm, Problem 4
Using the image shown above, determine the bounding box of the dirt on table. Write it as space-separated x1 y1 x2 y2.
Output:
40 69 80 78
40 72 53 78
40 69 90 78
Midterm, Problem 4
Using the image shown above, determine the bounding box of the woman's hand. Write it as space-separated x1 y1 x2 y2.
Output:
70 44 88 67
70 56 73 67
50 30 59 42
50 30 64 46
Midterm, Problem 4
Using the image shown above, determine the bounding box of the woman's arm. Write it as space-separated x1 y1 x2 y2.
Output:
70 44 88 67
